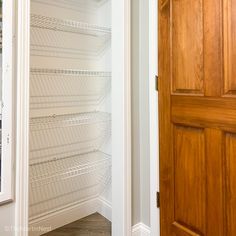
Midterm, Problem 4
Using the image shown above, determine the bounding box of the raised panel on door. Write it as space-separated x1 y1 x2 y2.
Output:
171 0 204 95
225 133 236 235
224 0 236 95
173 126 206 236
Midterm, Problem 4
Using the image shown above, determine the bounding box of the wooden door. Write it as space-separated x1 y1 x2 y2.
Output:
159 0 236 235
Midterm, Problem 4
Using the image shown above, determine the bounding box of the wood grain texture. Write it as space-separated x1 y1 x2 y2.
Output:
159 0 236 235
224 0 236 95
172 96 236 130
174 126 205 233
205 129 224 236
171 0 203 95
159 0 174 235
172 222 201 236
225 134 236 236
204 0 223 96
42 213 111 236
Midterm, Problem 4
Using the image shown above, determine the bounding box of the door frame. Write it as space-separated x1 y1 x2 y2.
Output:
112 0 132 235
14 0 30 235
148 0 160 235
15 0 132 235
0 0 16 204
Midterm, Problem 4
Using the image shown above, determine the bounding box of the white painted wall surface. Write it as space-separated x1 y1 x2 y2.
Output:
131 0 153 228
132 1 159 234
131 0 141 225
0 0 17 234
149 0 159 235
0 204 15 235
112 0 132 235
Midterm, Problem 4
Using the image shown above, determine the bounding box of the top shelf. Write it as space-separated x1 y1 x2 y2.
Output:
32 0 109 12
31 14 111 37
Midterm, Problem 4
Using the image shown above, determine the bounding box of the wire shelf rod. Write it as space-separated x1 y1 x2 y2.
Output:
30 160 111 185
31 0 109 13
29 130 111 165
30 111 111 128
31 14 111 37
30 68 111 77
30 156 110 183
30 152 111 187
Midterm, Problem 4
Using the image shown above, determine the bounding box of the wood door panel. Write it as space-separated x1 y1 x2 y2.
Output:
159 0 236 235
174 126 205 233
172 222 202 236
205 129 224 236
172 0 203 95
204 0 222 96
225 133 236 235
224 0 236 95
172 96 236 130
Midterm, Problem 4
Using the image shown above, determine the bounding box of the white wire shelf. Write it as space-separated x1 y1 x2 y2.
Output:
30 68 111 116
30 111 111 130
30 14 111 59
31 68 111 77
30 151 111 187
31 14 111 37
29 151 111 220
29 112 111 165
32 0 109 12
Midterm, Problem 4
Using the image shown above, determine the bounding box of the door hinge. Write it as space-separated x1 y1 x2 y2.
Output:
155 75 159 91
156 191 160 208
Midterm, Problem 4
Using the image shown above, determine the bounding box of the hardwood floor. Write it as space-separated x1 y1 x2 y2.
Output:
42 213 111 236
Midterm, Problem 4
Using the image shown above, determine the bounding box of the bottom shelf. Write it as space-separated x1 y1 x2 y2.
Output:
29 151 111 221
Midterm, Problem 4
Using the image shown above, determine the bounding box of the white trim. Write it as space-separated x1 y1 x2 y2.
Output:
0 0 15 204
14 0 30 235
112 0 132 235
132 223 151 236
28 198 99 236
29 197 112 236
28 197 112 236
139 0 151 227
149 0 159 235
97 197 112 222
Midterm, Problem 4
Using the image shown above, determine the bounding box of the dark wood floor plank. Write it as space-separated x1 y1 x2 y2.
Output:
42 213 111 236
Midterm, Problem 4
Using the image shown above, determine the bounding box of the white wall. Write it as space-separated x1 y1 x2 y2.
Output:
131 0 151 227
149 0 159 234
131 0 141 225
0 1 16 235
132 1 159 234
0 204 15 235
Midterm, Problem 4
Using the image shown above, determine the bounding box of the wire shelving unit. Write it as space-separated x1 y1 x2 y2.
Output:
31 0 109 13
30 68 111 116
30 14 111 59
31 14 111 37
29 111 111 165
29 151 111 220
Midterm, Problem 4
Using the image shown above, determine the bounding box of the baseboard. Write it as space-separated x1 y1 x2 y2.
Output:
97 196 112 222
28 198 98 236
132 223 151 236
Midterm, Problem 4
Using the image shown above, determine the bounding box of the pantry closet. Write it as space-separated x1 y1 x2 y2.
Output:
28 0 112 234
